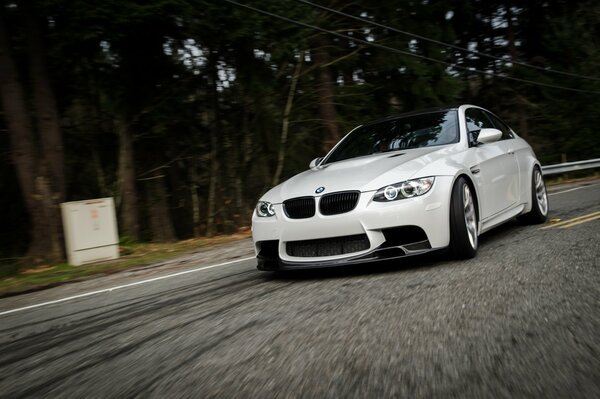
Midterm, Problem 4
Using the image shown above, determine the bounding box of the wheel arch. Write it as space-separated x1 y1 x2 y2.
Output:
451 172 481 224
521 159 543 214
447 171 480 258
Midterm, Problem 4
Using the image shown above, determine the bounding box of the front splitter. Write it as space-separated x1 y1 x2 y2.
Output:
257 246 437 271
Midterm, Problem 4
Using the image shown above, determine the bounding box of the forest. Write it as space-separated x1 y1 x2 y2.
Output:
0 0 599 264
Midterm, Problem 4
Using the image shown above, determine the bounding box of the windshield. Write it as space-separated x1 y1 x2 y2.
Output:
324 110 459 164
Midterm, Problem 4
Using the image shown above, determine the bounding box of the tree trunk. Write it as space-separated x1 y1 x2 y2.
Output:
31 168 63 259
23 0 66 202
190 163 201 237
117 117 140 240
231 131 243 229
272 52 304 186
506 6 529 140
516 95 530 139
93 148 109 197
223 120 238 234
205 55 221 237
313 35 341 153
206 129 219 237
0 9 62 262
24 0 65 261
242 94 254 168
146 174 175 242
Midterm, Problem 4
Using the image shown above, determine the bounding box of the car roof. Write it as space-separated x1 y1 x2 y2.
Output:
362 107 459 127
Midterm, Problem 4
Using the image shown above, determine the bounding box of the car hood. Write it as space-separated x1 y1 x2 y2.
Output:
264 145 459 202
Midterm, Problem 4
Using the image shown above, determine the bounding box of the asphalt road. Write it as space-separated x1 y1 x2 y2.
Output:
0 181 599 398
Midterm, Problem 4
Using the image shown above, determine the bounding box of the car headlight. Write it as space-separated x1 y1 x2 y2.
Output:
373 177 435 202
256 201 276 217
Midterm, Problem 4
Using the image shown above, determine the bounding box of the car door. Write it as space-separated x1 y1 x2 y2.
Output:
465 108 520 220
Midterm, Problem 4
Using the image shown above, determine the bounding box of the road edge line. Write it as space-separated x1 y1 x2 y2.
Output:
0 256 255 317
548 183 600 196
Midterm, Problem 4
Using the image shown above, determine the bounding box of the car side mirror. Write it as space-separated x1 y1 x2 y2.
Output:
476 128 502 144
309 157 324 168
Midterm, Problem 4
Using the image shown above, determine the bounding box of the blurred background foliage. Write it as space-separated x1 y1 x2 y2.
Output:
0 0 598 262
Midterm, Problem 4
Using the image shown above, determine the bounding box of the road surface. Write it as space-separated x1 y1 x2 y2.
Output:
0 181 599 398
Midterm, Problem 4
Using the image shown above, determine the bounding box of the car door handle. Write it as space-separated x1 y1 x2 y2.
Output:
507 151 515 155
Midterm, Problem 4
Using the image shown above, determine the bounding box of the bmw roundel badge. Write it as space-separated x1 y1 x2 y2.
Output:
315 186 325 194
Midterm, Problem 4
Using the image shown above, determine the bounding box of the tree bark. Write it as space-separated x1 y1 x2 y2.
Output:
117 117 140 240
516 95 530 138
507 6 529 140
146 174 175 242
190 163 201 237
231 130 243 229
205 55 221 237
23 0 66 201
206 126 219 237
0 8 62 262
313 35 341 153
223 117 238 234
272 52 304 186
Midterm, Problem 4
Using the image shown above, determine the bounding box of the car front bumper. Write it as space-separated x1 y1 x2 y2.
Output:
252 175 454 270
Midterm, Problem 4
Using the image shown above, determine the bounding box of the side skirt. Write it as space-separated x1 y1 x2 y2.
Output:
479 203 526 234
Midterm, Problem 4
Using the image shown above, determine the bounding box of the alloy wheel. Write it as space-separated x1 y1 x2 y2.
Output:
463 184 478 249
535 169 548 216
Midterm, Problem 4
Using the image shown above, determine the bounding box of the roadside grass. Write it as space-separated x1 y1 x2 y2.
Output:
0 231 251 297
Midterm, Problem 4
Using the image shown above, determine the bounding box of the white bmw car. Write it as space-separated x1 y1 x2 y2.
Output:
252 105 548 270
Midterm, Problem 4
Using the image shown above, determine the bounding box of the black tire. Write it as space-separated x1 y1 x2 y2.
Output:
449 177 478 259
517 166 548 224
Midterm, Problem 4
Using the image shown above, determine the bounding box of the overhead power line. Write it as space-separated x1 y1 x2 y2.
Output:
223 0 600 94
295 0 600 82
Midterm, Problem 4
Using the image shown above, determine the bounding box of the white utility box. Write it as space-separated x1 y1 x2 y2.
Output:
61 197 119 266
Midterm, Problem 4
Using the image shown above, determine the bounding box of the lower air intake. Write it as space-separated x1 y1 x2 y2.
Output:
286 234 370 257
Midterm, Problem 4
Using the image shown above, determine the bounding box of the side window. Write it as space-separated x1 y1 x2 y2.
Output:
486 112 515 140
465 108 494 132
465 108 494 146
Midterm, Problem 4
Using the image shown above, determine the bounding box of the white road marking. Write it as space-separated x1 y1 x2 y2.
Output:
548 183 599 196
0 256 255 317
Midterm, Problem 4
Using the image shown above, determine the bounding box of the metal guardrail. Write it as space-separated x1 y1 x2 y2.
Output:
541 158 600 176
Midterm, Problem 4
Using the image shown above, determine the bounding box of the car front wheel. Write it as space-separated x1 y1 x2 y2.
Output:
449 177 478 259
518 166 548 224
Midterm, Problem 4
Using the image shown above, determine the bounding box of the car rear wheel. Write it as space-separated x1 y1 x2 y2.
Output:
449 177 478 259
518 167 548 224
